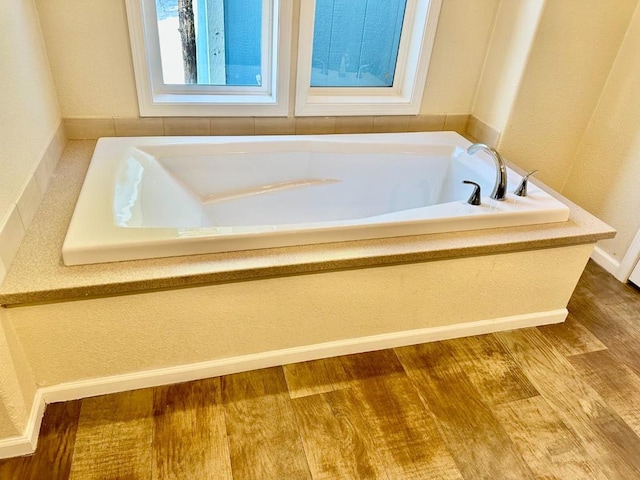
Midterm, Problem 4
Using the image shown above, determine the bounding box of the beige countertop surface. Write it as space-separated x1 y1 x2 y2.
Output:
0 140 615 307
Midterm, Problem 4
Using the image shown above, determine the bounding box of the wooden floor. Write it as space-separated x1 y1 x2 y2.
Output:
1 261 639 479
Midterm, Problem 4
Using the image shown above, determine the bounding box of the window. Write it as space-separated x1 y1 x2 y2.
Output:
125 0 441 117
309 0 407 88
295 0 443 116
125 0 292 116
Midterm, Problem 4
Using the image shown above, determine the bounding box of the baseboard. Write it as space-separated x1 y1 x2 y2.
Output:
590 246 621 278
616 228 640 283
0 392 45 460
0 308 566 459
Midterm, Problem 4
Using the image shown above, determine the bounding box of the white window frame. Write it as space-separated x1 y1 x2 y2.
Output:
295 0 442 116
124 0 292 117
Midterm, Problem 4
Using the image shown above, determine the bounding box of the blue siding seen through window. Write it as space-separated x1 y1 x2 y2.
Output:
223 0 262 85
311 0 407 87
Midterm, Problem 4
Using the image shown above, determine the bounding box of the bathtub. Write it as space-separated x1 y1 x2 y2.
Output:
62 132 570 265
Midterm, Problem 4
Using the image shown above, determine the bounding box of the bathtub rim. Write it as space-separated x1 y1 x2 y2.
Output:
61 131 570 266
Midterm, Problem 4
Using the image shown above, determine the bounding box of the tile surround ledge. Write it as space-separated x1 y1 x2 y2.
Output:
64 114 466 139
0 139 614 307
64 113 474 139
0 121 67 285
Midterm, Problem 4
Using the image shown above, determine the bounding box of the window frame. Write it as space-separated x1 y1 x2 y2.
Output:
124 0 292 117
294 0 443 116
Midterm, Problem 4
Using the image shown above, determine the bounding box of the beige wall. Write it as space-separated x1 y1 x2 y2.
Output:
6 245 591 387
497 0 639 192
35 0 500 118
0 319 36 439
421 0 500 114
472 0 545 133
0 0 59 444
0 0 60 219
34 0 139 118
562 4 640 261
0 404 19 440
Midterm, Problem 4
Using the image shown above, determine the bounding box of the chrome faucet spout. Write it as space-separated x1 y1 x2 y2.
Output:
466 143 507 201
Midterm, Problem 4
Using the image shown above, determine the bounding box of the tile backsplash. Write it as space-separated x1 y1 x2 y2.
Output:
64 114 471 139
0 205 25 279
0 121 67 284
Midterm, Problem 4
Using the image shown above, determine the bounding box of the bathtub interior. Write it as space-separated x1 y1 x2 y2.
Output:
115 141 498 229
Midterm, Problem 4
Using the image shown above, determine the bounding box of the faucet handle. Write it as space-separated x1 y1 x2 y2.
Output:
514 170 538 197
463 180 481 206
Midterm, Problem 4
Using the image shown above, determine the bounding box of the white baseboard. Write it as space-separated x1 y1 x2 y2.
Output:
616 228 640 283
0 308 567 459
590 246 621 278
0 393 45 459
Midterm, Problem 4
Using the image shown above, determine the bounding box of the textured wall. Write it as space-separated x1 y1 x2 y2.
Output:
562 4 640 261
0 404 19 440
0 0 60 221
420 0 500 114
0 319 36 439
472 0 545 133
34 0 500 117
7 245 592 387
0 0 59 436
34 0 140 118
497 0 638 191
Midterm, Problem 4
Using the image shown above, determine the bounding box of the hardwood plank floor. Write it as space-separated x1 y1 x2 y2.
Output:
1 260 639 479
0 401 81 480
221 367 312 479
496 328 640 479
69 389 154 480
292 392 387 479
152 378 231 479
492 396 607 479
396 341 536 479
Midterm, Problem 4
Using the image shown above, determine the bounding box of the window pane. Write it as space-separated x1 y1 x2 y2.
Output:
223 0 263 86
155 0 184 84
311 0 407 87
155 0 262 86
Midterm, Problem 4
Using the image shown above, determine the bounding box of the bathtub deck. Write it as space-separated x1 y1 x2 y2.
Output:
0 140 614 307
1 262 639 479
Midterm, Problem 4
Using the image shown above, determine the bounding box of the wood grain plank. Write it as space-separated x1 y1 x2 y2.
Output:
292 393 388 479
538 313 607 356
569 263 640 377
396 342 536 480
222 367 311 479
497 328 640 479
338 349 406 381
69 389 154 480
443 335 539 405
290 348 461 478
493 396 608 479
0 400 81 480
283 349 406 399
570 349 640 436
283 356 351 399
333 374 462 479
152 378 231 480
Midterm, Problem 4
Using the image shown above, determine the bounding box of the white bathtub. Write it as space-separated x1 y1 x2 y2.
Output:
62 132 570 265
